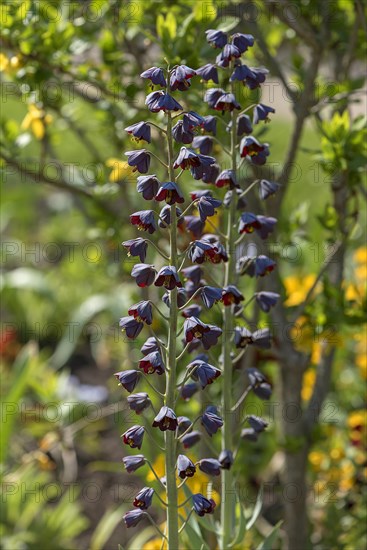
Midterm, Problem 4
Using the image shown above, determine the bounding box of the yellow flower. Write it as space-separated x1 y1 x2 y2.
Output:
347 410 366 429
142 535 167 550
302 369 316 401
356 353 367 379
0 53 9 71
21 104 52 140
106 158 133 182
354 247 367 265
284 274 320 307
330 448 344 460
309 451 326 470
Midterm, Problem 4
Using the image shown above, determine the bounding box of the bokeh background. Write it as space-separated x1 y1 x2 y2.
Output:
1 1 366 549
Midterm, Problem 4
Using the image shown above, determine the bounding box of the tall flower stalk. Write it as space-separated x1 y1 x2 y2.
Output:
115 28 279 550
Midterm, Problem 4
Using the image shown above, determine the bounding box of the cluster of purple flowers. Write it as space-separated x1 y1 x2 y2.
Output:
113 27 279 544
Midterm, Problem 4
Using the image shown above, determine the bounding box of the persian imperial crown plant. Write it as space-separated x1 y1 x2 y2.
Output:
115 28 279 550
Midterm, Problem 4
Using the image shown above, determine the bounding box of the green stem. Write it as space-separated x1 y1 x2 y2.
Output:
221 68 238 550
165 108 180 550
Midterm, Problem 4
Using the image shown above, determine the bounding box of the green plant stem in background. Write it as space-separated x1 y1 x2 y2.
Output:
164 109 179 550
221 76 239 550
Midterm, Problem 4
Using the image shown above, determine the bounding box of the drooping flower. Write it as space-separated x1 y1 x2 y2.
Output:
196 63 219 83
122 238 148 262
259 179 280 200
192 493 216 516
154 265 182 290
231 33 254 53
214 93 241 112
192 136 213 155
123 509 145 528
162 288 187 308
189 358 221 388
125 150 151 173
182 111 205 131
125 121 151 143
204 88 226 108
177 454 196 479
180 381 199 400
248 415 268 432
255 215 277 239
136 175 160 200
159 205 184 228
189 240 227 264
255 291 280 312
138 351 165 375
222 285 244 305
172 120 194 144
198 458 221 476
230 63 256 82
155 181 185 205
201 286 223 308
181 430 201 448
223 188 247 209
123 454 146 473
234 327 253 348
244 67 269 89
216 44 241 67
128 300 153 325
240 136 265 158
170 65 196 91
184 317 210 342
130 210 157 234
218 449 234 470
127 392 151 414
173 147 216 170
254 255 276 277
114 370 139 393
140 336 160 356
238 212 261 234
131 263 157 287
184 216 205 239
119 316 144 339
236 114 253 136
241 428 258 441
201 325 222 349
182 265 203 286
177 416 192 435
253 103 275 124
215 169 237 189
152 406 178 431
201 406 223 436
252 328 272 349
140 66 167 87
246 367 273 400
205 29 227 48
197 196 222 222
145 91 183 112
133 487 154 510
122 425 145 449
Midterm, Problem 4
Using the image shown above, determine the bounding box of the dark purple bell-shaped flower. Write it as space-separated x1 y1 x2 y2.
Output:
215 169 237 189
155 181 185 205
136 175 160 200
223 188 247 209
183 111 205 131
174 147 215 170
182 304 202 320
255 215 277 239
238 212 261 234
152 406 178 431
122 425 145 449
255 291 280 312
138 351 165 375
216 44 241 66
232 32 254 53
240 136 266 158
141 66 167 87
253 103 275 124
218 449 234 470
123 454 146 473
190 359 221 388
259 179 280 200
125 150 150 173
170 65 196 91
241 428 258 441
122 238 148 263
133 487 154 510
252 328 272 349
123 509 145 528
236 114 253 136
162 288 187 308
184 216 205 239
181 430 201 448
192 493 216 516
177 416 192 435
128 300 153 325
234 327 253 348
245 67 269 89
202 115 217 135
205 29 227 48
114 370 139 393
204 88 226 108
180 381 199 400
192 136 213 155
119 316 144 339
177 454 196 479
140 336 160 356
201 325 222 349
196 63 219 83
127 392 151 414
197 196 221 222
131 263 157 287
248 415 268 432
155 265 182 290
201 286 222 308
191 189 213 199
222 285 244 306
198 458 221 476
230 63 256 82
145 91 183 112
159 205 184 228
254 255 276 277
130 210 157 234
189 240 227 264
214 93 241 112
246 367 273 400
172 120 194 144
182 265 203 286
125 121 151 143
184 316 210 343
201 406 223 436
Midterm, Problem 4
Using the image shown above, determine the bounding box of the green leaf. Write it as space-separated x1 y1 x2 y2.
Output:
246 484 264 530
216 17 240 32
90 504 126 550
256 521 283 550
